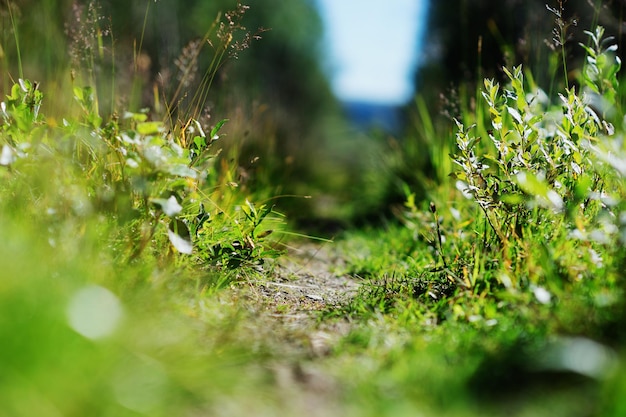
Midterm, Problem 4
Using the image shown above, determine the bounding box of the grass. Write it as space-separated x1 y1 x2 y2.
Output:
3 0 626 416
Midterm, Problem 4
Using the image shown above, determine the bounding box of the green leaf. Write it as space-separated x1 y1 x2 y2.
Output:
499 193 525 205
150 196 182 217
165 163 198 179
256 204 274 224
516 171 563 212
528 115 543 126
73 86 84 101
210 119 229 140
507 106 523 125
574 174 594 200
137 121 163 135
123 111 148 122
243 199 257 221
168 219 192 254
193 136 206 150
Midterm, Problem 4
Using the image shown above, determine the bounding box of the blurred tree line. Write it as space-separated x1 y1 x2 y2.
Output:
8 1 621 228
415 0 625 110
2 0 379 227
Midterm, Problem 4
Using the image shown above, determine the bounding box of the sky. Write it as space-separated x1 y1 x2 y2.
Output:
315 0 428 105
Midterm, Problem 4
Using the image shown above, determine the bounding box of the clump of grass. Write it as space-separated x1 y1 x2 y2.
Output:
2 2 282 278
163 2 267 127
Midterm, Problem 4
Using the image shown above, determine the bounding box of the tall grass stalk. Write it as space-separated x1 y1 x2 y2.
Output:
134 0 151 74
7 1 21 79
172 13 223 123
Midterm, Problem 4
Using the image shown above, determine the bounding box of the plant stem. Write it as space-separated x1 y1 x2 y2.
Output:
561 29 568 88
8 2 22 80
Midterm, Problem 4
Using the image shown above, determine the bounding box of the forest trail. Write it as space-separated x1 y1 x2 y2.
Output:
263 242 359 315
218 242 363 416
237 241 361 355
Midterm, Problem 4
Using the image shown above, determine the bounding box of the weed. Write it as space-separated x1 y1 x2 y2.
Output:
546 0 579 87
391 21 626 341
164 2 267 126
1 1 283 277
579 25 622 117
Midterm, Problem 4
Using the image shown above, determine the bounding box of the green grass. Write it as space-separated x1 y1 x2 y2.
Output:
3 1 626 416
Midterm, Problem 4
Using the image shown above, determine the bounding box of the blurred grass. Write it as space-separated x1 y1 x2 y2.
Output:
0 200 286 416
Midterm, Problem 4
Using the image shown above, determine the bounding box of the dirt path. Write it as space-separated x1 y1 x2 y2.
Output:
260 242 359 313
234 242 363 416
238 241 361 354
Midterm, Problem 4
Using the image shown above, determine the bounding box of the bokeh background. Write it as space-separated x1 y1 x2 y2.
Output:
1 0 625 230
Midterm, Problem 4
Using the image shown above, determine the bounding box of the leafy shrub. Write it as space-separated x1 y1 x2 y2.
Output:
1 77 281 270
403 25 625 326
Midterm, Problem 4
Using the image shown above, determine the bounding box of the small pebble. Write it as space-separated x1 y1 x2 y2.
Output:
305 294 323 301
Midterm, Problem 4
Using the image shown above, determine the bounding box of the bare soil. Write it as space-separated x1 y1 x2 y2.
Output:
237 241 361 356
259 242 359 313
224 242 363 416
